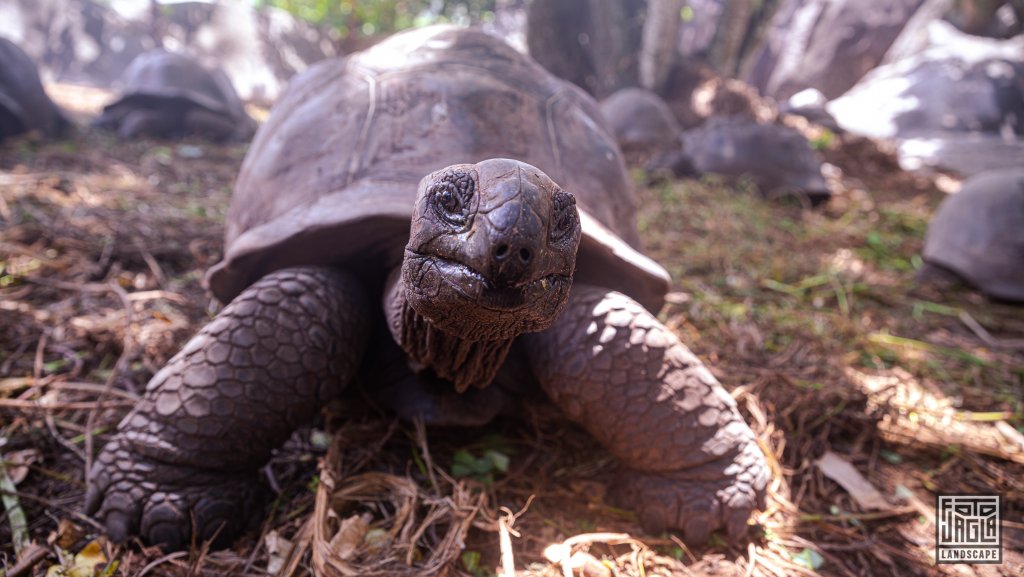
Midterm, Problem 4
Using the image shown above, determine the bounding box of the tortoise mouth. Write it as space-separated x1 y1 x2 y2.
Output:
412 252 570 312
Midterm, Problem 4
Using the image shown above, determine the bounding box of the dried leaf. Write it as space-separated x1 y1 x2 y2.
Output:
3 448 41 485
815 450 892 511
46 539 108 577
52 519 87 550
569 551 611 577
68 539 107 577
329 514 370 560
363 528 389 556
264 530 294 576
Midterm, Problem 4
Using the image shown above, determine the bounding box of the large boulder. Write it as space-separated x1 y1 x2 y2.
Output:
828 20 1024 175
743 0 927 101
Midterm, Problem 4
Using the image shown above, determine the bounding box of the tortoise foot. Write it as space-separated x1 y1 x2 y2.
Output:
613 435 768 544
85 437 262 551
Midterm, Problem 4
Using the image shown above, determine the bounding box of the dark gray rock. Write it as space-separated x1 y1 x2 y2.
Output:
828 20 1024 175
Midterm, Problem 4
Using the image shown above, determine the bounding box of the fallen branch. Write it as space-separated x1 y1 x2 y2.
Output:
2 542 50 577
959 311 1024 350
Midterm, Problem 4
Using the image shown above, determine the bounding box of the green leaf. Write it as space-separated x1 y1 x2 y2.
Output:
452 450 478 477
879 449 902 464
792 547 825 570
461 550 481 572
483 450 509 473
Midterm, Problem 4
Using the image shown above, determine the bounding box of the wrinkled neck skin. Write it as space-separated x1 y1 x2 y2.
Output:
384 268 515 392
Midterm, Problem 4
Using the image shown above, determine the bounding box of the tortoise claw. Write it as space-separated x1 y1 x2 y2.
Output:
87 437 262 550
613 438 769 544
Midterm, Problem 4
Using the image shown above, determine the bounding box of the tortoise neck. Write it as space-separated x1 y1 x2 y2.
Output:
384 269 514 392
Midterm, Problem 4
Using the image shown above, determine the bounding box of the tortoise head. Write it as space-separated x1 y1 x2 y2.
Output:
402 158 582 342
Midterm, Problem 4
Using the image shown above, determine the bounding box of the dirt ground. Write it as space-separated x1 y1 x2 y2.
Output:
0 87 1022 577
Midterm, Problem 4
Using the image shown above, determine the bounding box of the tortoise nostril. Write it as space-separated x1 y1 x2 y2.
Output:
518 247 532 263
494 243 510 260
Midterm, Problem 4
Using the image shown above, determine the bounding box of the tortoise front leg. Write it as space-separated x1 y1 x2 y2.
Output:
184 107 240 142
86 267 370 550
523 285 769 544
117 109 174 139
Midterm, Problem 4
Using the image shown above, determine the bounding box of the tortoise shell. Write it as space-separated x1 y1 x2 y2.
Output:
207 26 670 311
922 168 1024 302
0 37 69 140
600 87 681 152
99 50 255 140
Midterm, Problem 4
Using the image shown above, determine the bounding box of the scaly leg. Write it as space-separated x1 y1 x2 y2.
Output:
118 109 174 139
184 107 240 142
523 284 769 543
86 267 370 550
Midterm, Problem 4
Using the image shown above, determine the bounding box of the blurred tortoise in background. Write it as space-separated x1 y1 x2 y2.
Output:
86 26 769 551
600 87 682 161
918 168 1024 302
652 116 832 205
93 50 256 141
0 37 70 141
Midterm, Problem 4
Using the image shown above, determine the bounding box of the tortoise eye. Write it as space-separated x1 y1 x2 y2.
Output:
550 191 577 243
429 169 474 227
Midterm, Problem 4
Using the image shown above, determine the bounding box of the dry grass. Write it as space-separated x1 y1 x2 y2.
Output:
1 90 1022 577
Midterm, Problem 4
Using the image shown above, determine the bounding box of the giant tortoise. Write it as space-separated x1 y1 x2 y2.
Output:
919 168 1024 302
600 87 682 157
654 116 831 204
93 50 256 141
86 26 769 550
0 37 69 141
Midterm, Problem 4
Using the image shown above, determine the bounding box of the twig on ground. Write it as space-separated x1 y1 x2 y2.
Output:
45 413 86 463
413 418 440 494
668 534 697 564
133 238 168 289
498 506 517 577
0 398 134 411
84 280 134 487
136 550 188 577
745 542 758 577
958 311 1024 350
2 541 50 577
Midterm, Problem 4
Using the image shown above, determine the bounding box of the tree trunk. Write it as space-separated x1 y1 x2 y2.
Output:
706 0 756 76
640 0 682 93
526 0 643 98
